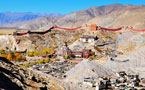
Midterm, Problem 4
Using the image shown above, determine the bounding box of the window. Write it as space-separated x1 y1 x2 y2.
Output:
86 38 88 42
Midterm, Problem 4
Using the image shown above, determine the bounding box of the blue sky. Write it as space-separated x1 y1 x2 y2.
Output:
0 0 145 14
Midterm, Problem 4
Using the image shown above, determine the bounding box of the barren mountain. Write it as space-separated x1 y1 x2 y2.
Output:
6 4 130 30
5 4 145 30
5 17 57 30
85 4 145 28
0 12 62 26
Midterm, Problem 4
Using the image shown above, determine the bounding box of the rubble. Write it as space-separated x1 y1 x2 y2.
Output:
30 61 77 79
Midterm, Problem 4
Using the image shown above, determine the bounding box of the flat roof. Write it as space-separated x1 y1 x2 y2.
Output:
81 35 95 38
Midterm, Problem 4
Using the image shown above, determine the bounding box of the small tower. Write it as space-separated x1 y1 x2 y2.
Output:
89 24 97 31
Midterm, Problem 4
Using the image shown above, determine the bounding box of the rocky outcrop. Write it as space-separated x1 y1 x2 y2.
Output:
0 35 18 51
15 28 85 51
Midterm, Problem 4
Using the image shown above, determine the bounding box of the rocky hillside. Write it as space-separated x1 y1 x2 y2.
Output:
0 35 18 50
0 56 77 90
14 28 85 51
0 12 62 26
5 4 145 30
4 4 124 30
85 4 145 28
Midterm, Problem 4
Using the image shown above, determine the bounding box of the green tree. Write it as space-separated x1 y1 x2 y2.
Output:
70 54 75 58
37 60 42 64
51 46 54 52
40 59 45 63
89 56 92 60
29 62 34 66
22 63 28 67
64 55 70 59
33 51 39 56
10 52 15 60
44 58 50 63
0 49 5 54
53 58 59 62
41 48 51 55
92 55 95 58
53 55 56 58
28 51 34 57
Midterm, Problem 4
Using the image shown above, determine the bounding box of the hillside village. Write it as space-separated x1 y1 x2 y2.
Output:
0 4 145 90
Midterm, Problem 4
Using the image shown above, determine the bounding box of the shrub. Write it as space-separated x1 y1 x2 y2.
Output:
37 60 42 64
33 51 39 56
17 58 22 62
10 52 15 60
89 56 92 60
40 59 45 63
52 55 56 58
44 58 50 63
28 51 34 57
0 54 7 58
29 62 34 66
70 54 75 58
89 55 95 60
22 63 28 67
15 53 26 62
53 58 59 62
91 55 95 58
64 55 70 59
7 54 12 61
41 48 50 55
0 49 5 54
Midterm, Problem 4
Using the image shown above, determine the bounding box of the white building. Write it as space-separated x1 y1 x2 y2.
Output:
80 35 97 43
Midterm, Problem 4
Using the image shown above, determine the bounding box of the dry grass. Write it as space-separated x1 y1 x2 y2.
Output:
0 33 5 35
0 29 16 35
142 34 145 38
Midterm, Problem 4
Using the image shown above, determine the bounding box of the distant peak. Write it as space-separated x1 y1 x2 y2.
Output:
125 4 145 7
110 3 123 5
139 4 145 7
125 4 133 6
105 3 123 7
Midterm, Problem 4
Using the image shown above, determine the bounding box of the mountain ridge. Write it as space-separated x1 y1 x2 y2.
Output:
4 4 145 30
0 12 62 26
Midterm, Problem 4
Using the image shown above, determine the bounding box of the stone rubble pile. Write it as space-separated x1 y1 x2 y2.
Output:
31 61 77 79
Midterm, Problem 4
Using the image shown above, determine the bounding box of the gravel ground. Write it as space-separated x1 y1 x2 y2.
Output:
64 59 115 83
